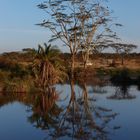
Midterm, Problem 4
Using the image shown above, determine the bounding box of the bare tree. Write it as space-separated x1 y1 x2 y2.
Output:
37 0 119 76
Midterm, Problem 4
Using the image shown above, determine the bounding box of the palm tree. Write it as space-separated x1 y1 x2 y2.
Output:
32 43 66 93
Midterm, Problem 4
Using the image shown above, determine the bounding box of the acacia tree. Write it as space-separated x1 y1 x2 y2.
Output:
37 0 118 76
110 43 137 65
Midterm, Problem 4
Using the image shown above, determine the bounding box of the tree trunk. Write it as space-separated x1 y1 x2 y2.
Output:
83 49 90 70
70 53 75 80
84 59 87 69
121 54 124 65
70 79 75 102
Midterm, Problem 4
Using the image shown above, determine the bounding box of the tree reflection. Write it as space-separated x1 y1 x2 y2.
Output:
27 87 62 130
108 85 136 100
109 69 136 100
90 85 107 94
0 80 119 140
138 85 140 91
52 80 118 140
137 76 140 91
0 93 15 107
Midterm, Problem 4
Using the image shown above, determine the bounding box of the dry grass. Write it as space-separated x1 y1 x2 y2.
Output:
81 57 140 70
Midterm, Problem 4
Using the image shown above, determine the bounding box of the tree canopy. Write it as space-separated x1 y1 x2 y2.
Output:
37 0 120 69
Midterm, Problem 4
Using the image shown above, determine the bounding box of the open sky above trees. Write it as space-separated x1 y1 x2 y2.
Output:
0 0 140 53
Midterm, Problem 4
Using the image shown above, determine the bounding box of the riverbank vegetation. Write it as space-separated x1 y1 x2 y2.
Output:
0 49 140 93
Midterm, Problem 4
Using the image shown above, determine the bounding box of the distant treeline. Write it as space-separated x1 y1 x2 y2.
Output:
61 52 140 63
0 51 140 67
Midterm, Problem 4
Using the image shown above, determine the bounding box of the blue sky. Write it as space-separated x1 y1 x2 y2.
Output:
0 0 140 52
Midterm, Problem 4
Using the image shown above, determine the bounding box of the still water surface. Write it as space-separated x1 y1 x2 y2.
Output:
0 84 140 140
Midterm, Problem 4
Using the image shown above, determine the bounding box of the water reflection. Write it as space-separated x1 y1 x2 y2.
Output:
137 80 140 91
52 81 118 140
89 85 107 95
108 86 136 100
0 80 119 140
109 69 138 100
27 87 62 131
108 81 136 100
0 91 26 107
